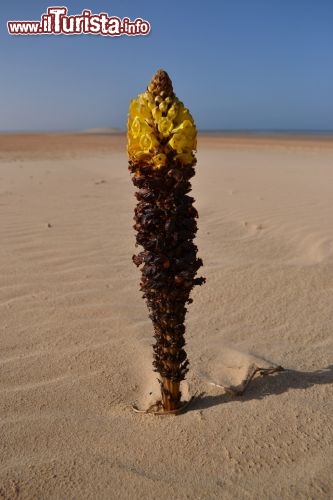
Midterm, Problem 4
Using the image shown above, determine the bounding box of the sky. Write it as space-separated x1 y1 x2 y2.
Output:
1 0 333 132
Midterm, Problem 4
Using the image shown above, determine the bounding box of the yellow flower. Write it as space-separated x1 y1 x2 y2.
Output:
168 133 187 153
137 93 148 106
158 117 174 137
176 107 194 125
175 152 194 165
151 106 162 122
172 119 196 137
132 151 152 162
140 132 158 152
129 99 139 117
128 95 152 140
167 103 178 121
159 101 169 114
127 138 139 152
168 132 196 153
147 100 156 111
129 115 153 138
137 100 152 122
152 153 168 169
130 116 142 139
127 71 197 168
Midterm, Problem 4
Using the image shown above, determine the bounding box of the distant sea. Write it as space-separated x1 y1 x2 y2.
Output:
1 129 333 137
199 129 333 136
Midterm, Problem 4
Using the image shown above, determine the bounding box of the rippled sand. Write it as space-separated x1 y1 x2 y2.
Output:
1 133 332 499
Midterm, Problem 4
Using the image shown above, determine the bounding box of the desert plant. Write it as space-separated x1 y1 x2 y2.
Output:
127 69 205 413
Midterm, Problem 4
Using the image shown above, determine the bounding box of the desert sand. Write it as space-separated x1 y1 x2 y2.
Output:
0 133 332 499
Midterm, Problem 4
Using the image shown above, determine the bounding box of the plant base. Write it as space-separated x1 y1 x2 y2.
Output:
132 395 195 416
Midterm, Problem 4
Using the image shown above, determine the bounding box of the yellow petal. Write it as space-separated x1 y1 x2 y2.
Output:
175 152 194 165
152 106 162 122
138 104 152 121
172 119 196 137
168 133 186 153
159 101 168 114
130 116 141 139
139 132 158 153
176 107 194 125
133 151 152 162
168 132 196 153
137 93 147 106
129 99 139 117
152 153 168 169
167 103 178 121
158 117 174 137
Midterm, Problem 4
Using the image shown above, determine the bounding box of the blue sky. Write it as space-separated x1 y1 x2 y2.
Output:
1 0 333 131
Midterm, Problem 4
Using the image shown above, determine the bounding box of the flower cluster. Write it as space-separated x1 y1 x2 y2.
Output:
127 83 197 169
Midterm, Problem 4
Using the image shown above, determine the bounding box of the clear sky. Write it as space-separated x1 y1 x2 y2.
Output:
1 0 333 131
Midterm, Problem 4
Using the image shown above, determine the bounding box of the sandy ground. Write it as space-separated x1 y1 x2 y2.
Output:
0 133 332 499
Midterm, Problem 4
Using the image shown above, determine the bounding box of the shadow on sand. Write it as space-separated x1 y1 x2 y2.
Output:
190 365 333 412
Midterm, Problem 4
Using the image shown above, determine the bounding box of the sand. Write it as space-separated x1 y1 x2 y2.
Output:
0 133 332 499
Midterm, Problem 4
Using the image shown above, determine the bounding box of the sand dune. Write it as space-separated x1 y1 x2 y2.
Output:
0 134 332 499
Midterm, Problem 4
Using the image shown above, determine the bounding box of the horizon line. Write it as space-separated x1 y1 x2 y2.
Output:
1 127 333 135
